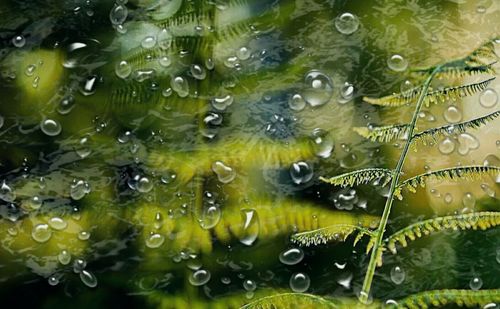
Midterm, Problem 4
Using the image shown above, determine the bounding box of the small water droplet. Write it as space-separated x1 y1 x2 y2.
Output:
237 46 251 60
115 60 132 79
279 248 304 265
29 195 43 209
288 93 306 111
462 192 476 209
57 95 76 115
190 64 206 80
334 13 360 35
189 269 211 286
444 105 462 123
109 3 128 25
311 128 334 158
141 36 156 49
289 161 313 185
73 259 87 273
212 161 236 183
390 266 405 285
243 279 257 291
479 89 498 108
438 137 455 155
136 176 153 193
211 94 234 111
457 133 479 156
340 82 354 100
0 181 16 202
32 224 52 243
80 75 98 96
145 233 165 248
198 205 221 229
78 231 91 240
40 119 62 136
387 54 408 72
70 179 91 200
171 76 189 97
48 217 68 230
289 273 310 292
80 270 98 288
12 35 26 48
239 209 259 246
469 277 483 290
444 193 453 204
480 183 496 197
58 250 71 265
302 70 334 107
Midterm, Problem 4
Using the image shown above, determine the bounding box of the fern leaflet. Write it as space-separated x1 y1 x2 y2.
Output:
291 224 375 251
353 124 410 143
398 289 500 309
319 168 393 187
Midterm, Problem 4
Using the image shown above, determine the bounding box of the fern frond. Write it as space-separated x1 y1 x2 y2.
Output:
412 110 500 146
423 77 495 107
353 124 410 143
398 289 500 309
240 293 338 309
363 86 423 107
411 61 497 79
387 212 500 254
395 165 500 199
291 224 375 248
319 168 393 187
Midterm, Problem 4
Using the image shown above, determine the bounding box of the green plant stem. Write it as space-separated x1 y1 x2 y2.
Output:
359 66 442 304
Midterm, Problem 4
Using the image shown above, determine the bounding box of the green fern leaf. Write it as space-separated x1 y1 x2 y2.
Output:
319 168 393 187
353 124 410 143
386 212 500 254
395 165 500 199
363 86 424 107
412 110 500 146
411 61 497 79
397 289 500 309
240 293 339 309
291 224 375 248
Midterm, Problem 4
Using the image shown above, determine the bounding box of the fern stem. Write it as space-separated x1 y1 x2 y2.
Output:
359 66 442 303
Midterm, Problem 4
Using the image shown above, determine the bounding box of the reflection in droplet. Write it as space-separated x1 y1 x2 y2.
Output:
239 209 259 246
289 273 310 292
290 162 313 184
302 70 333 107
334 13 360 35
48 217 68 231
171 76 189 97
48 276 59 286
0 181 16 202
70 180 91 200
109 4 128 25
58 250 71 265
12 35 26 48
279 248 304 265
190 64 206 80
136 177 154 193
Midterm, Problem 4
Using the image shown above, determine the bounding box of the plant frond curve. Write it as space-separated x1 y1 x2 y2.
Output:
386 212 500 254
291 224 375 249
397 289 500 309
240 293 338 309
319 168 393 187
411 61 497 79
363 86 424 107
423 77 495 107
353 124 410 143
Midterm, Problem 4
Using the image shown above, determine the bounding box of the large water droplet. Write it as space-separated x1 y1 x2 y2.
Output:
198 205 221 229
290 162 313 185
311 128 334 158
136 176 153 193
334 13 360 35
438 137 455 155
40 119 62 136
479 89 498 108
457 133 479 155
115 60 132 79
387 55 408 72
171 76 189 97
145 233 165 248
390 266 405 285
237 46 251 60
211 94 234 111
288 93 306 111
109 4 128 25
444 105 462 123
302 70 334 107
190 64 206 80
289 273 310 292
469 277 483 290
239 209 259 246
70 180 91 200
80 270 98 288
189 269 211 286
279 248 304 265
32 224 52 243
212 161 236 184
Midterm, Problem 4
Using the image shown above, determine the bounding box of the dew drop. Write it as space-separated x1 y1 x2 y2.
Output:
387 54 408 72
189 269 211 286
444 105 462 123
70 180 91 200
141 36 156 49
462 192 476 209
48 217 68 230
12 35 26 48
0 181 16 203
198 205 221 229
243 279 257 292
58 95 76 115
78 231 91 240
29 195 43 209
302 70 334 107
115 60 132 79
390 266 405 285
480 183 496 197
48 276 59 286
80 270 98 288
58 250 71 265
32 224 52 243
444 193 453 204
109 4 128 25
340 82 354 100
211 94 234 111
239 209 259 246
457 133 479 156
311 128 334 158
73 258 87 273
136 176 153 193
438 137 455 155
334 13 360 35
237 46 251 60
170 76 189 97
40 119 62 136
211 161 236 184
145 233 165 248
80 75 98 96
289 273 310 292
279 248 304 265
469 277 483 290
479 89 498 108
289 161 313 185
190 64 206 80
288 93 306 111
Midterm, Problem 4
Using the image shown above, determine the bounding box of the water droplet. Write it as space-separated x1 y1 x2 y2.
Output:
25 64 36 76
302 70 334 107
289 273 310 292
289 161 313 185
57 95 76 115
334 13 360 35
160 171 177 184
40 119 62 136
479 88 498 108
279 248 304 265
438 137 455 155
457 133 479 155
12 35 26 48
211 94 234 111
73 259 87 273
29 196 43 209
58 250 71 265
136 176 153 193
70 180 91 200
198 205 221 229
237 46 251 60
205 58 215 70
48 276 59 286
80 270 98 288
387 54 408 72
470 277 483 290
109 3 127 25
340 82 354 100
190 64 206 80
170 76 189 97
400 80 413 92
212 161 236 184
48 217 68 230
288 93 306 111
157 28 172 50
311 128 334 158
78 231 91 240
189 269 211 286
444 105 462 123
0 181 16 202
141 36 156 49
80 75 98 96
145 233 165 248
243 279 257 291
480 183 496 197
32 224 52 243
115 60 132 79
462 192 476 209
390 266 405 285
239 209 259 246
444 193 453 204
